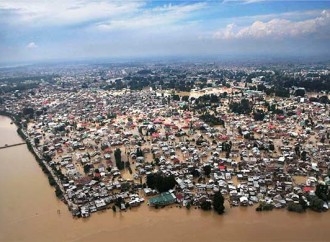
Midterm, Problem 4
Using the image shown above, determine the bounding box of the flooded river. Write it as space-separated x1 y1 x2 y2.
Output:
0 115 329 242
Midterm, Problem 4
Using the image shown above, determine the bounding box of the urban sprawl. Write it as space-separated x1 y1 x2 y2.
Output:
1 62 330 217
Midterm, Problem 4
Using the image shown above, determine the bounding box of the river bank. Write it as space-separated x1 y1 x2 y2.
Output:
1 115 330 242
0 112 65 200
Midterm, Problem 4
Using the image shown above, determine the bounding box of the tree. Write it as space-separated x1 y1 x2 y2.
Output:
146 173 156 188
22 107 34 116
136 147 144 157
299 196 308 210
199 113 224 126
287 203 304 213
309 196 324 212
203 165 211 177
121 182 131 192
115 148 124 170
229 98 252 115
186 202 191 210
295 89 305 97
315 183 328 201
172 94 180 101
83 164 92 174
257 84 267 92
146 173 176 193
265 88 274 96
191 168 200 178
319 95 329 104
213 191 225 214
301 151 307 161
34 137 40 145
294 145 300 156
200 200 212 211
275 87 290 98
253 110 265 121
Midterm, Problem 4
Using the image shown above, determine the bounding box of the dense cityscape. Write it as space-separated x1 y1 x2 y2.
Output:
1 61 329 218
1 0 330 240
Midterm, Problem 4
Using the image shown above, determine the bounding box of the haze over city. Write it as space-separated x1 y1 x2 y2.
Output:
0 0 330 64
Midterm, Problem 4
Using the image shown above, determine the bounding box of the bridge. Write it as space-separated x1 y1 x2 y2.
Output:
0 142 26 149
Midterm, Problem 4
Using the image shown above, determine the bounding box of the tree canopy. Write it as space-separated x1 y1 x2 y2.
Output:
146 173 176 193
213 191 225 214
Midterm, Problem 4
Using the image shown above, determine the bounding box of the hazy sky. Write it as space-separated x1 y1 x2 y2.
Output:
0 0 329 63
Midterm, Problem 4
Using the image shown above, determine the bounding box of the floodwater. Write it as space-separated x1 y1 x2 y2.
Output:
0 115 330 242
0 116 22 147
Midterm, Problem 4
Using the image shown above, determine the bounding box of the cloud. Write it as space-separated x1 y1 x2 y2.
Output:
0 0 144 26
26 42 38 49
0 1 206 32
213 9 330 39
96 3 206 31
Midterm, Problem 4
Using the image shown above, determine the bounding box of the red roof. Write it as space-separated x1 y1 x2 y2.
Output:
303 187 313 192
268 124 276 129
173 158 180 163
219 165 225 170
218 135 229 140
152 133 160 138
176 193 183 200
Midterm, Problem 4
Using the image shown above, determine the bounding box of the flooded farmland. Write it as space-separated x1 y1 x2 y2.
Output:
0 115 330 242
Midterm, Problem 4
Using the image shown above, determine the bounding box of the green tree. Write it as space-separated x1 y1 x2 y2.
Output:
172 95 180 101
200 200 212 211
229 98 252 115
253 109 265 121
203 165 211 177
287 203 305 213
315 183 328 201
319 95 329 104
213 191 225 214
83 164 92 174
114 148 124 170
309 196 324 212
295 89 305 97
146 173 176 193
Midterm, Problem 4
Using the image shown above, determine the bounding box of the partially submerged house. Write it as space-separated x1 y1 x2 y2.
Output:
148 192 176 207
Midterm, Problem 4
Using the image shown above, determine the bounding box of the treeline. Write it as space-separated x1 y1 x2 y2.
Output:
0 74 58 93
229 99 252 114
0 110 20 124
105 75 195 92
0 111 64 199
19 128 64 198
276 75 330 92
195 94 220 104
256 84 290 97
309 95 329 104
0 74 58 83
199 113 225 126
0 82 39 93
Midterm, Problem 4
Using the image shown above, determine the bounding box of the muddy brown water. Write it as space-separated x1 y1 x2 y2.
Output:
0 115 330 242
